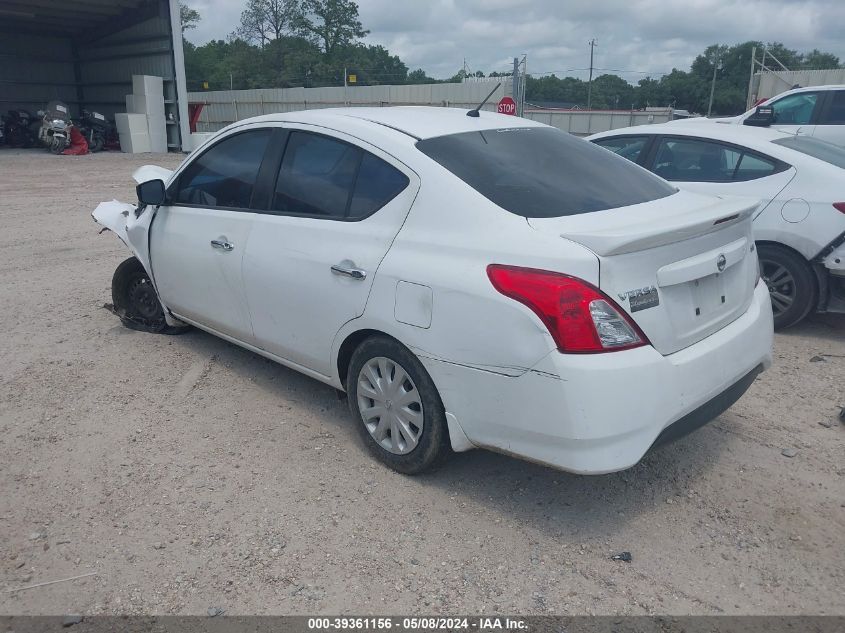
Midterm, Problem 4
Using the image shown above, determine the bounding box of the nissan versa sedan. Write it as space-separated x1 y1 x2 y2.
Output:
93 107 773 475
589 123 845 328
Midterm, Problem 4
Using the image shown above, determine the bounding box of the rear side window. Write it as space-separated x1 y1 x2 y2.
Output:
820 90 845 125
593 136 649 163
349 153 410 218
272 131 409 219
416 127 675 218
173 129 271 208
734 153 779 181
653 137 782 182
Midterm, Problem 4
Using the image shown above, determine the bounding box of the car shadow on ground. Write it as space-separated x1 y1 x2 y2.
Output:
161 324 731 535
780 312 844 342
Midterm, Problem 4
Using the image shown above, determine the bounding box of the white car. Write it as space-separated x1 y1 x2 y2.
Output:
678 85 845 148
93 107 773 475
589 123 845 328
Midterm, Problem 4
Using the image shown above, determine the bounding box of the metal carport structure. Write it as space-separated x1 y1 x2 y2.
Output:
0 0 190 150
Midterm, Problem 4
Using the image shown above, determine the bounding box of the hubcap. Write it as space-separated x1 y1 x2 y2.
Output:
356 357 424 455
760 259 795 317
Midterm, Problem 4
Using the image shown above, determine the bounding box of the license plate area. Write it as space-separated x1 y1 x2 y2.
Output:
691 273 727 317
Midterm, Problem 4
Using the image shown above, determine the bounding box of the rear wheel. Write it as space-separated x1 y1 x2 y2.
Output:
89 133 104 153
111 257 190 334
347 336 450 474
757 244 816 329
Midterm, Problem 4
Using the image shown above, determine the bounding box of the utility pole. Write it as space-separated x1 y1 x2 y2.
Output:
707 54 721 117
343 66 347 105
512 57 520 110
587 38 597 109
519 54 527 116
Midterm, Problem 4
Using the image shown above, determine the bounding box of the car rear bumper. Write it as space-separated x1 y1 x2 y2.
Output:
425 282 774 474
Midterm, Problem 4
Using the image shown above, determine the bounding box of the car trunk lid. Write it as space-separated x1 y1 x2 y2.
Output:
528 191 760 355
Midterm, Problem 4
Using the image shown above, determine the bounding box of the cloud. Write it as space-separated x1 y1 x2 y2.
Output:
184 0 845 81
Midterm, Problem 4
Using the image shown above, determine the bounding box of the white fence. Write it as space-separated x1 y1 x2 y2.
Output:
753 69 845 103
524 108 674 136
187 81 512 132
186 81 674 137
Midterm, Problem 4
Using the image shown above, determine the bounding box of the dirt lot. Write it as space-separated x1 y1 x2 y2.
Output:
0 149 843 616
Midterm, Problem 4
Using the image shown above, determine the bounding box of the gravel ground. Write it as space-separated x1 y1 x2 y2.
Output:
0 149 843 616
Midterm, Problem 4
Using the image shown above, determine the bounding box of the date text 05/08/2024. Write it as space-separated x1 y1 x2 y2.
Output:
307 618 528 631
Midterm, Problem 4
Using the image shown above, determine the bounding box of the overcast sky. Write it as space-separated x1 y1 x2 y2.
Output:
185 0 845 82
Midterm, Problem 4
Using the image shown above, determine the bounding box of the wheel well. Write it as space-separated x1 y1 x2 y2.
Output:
336 329 387 388
756 240 809 261
757 239 823 309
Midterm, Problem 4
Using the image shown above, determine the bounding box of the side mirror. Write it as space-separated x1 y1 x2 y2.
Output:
136 179 166 206
743 105 775 127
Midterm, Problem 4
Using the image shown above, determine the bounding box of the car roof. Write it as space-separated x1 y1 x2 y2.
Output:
766 84 845 98
588 122 794 149
228 106 544 141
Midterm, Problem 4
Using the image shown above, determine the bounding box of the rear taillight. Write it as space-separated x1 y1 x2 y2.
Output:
486 264 650 354
834 203 845 214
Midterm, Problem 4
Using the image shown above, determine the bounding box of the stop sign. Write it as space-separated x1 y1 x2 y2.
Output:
497 96 517 115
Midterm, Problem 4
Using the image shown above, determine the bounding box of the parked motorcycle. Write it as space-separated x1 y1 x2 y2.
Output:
38 101 72 154
2 109 38 147
78 110 111 153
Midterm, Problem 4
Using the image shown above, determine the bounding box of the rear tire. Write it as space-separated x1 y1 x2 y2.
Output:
89 134 104 153
757 244 816 329
346 336 450 474
111 257 190 335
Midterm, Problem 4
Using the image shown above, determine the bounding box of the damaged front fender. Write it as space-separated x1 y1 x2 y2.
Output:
91 199 155 280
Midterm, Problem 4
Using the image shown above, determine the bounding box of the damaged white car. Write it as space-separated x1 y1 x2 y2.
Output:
93 107 773 475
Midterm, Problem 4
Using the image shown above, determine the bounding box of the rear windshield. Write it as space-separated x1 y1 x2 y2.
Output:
771 136 845 169
416 127 676 217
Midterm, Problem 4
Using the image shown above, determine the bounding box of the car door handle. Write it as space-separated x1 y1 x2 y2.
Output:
210 239 234 251
331 261 367 280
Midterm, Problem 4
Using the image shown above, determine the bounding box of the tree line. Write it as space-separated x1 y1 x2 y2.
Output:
180 1 842 115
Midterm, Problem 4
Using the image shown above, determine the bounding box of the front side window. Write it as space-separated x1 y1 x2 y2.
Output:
416 127 675 218
653 138 743 182
173 129 271 208
272 131 409 219
770 92 819 125
593 136 649 163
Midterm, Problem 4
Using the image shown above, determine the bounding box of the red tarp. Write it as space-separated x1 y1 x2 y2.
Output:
62 125 89 155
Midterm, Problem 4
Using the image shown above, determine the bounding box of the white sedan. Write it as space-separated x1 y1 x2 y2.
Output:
589 123 845 328
93 107 772 475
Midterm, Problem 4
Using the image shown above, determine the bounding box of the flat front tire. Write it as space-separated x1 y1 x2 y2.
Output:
111 257 190 335
757 244 816 329
346 336 450 474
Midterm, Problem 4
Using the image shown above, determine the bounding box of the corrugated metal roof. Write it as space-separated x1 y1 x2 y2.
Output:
0 0 152 37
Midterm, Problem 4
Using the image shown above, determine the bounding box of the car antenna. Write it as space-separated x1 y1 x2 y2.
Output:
467 82 502 117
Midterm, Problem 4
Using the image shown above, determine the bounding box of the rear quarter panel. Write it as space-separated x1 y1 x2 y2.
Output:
331 164 600 388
